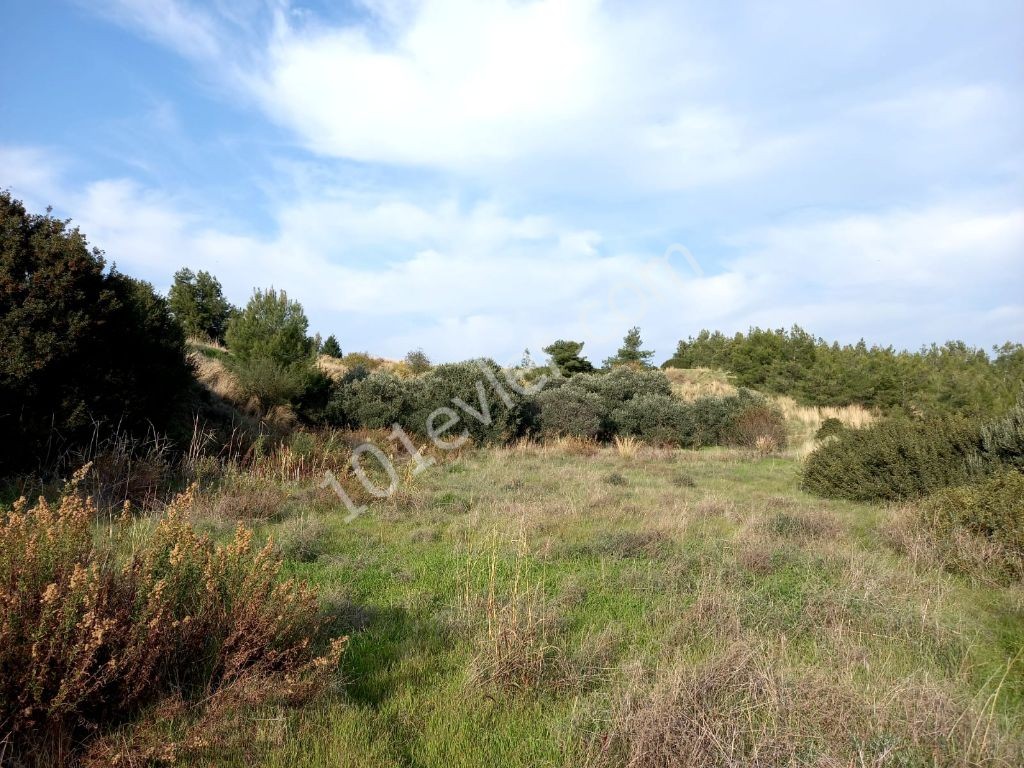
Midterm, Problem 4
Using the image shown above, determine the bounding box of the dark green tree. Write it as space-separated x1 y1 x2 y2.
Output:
543 339 594 376
226 288 313 367
404 348 432 374
0 192 193 475
167 268 233 342
225 288 315 409
321 334 342 358
604 327 654 368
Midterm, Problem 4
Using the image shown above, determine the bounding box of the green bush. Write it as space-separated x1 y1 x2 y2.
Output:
802 416 981 501
167 267 233 342
815 417 846 440
226 288 313 368
0 193 194 476
233 357 311 409
406 360 528 444
919 471 1024 556
321 335 342 358
536 386 604 439
685 390 764 447
979 400 1024 471
569 367 673 410
338 371 412 429
611 394 693 445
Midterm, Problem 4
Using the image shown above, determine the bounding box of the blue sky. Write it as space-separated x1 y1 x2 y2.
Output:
2 0 1022 364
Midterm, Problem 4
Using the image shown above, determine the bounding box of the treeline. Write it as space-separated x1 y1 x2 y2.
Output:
664 327 1023 416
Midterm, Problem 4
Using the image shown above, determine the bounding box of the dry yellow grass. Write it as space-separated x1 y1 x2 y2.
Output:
316 354 348 381
190 351 244 403
663 367 738 401
774 394 876 456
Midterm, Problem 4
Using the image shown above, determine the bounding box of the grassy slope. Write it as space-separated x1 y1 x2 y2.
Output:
193 445 1022 767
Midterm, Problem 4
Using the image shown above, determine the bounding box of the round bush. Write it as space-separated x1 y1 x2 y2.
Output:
611 394 694 446
339 371 412 429
536 387 604 439
726 403 788 449
405 360 529 444
801 416 981 501
815 417 846 440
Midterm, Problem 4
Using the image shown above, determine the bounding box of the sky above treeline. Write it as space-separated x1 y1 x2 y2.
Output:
2 0 1022 364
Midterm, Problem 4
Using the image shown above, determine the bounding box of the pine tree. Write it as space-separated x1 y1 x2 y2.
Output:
543 340 595 376
167 268 233 342
322 335 342 358
604 327 654 368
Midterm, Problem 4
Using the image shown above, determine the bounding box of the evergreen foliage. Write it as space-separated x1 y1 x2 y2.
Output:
665 326 1022 416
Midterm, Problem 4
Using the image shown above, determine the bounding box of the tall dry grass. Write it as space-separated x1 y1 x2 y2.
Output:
663 367 738 401
773 395 876 456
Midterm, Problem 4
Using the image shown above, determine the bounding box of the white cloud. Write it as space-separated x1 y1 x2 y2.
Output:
8 145 1018 362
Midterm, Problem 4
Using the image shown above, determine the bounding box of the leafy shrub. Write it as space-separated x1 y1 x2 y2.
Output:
726 403 788 450
335 371 412 429
919 471 1024 556
0 193 194 476
233 357 311 409
404 348 432 374
405 360 528 444
802 416 981 501
536 386 604 439
686 390 764 447
569 368 673 414
0 469 343 763
979 400 1024 471
611 394 693 446
815 417 846 440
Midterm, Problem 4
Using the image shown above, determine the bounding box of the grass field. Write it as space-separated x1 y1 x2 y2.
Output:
159 442 1024 767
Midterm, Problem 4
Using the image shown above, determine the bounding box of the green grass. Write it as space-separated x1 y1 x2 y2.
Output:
185 444 1023 766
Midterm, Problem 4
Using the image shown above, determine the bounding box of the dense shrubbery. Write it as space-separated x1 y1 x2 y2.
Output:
611 394 692 445
332 370 413 429
815 417 846 440
0 470 343 763
919 471 1024 559
802 416 982 501
978 400 1024 471
316 362 788 449
665 326 1023 416
532 369 785 448
226 288 319 411
406 360 529 444
536 386 605 439
0 193 194 477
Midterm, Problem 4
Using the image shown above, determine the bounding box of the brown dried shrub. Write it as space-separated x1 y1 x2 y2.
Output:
0 466 344 765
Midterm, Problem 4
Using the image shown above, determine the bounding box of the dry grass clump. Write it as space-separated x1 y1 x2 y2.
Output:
588 642 1019 768
276 514 331 562
613 435 643 459
885 503 1024 584
206 473 290 522
464 542 583 695
760 508 842 542
0 467 344 765
664 367 738 401
191 351 244 404
774 395 876 456
316 353 348 381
